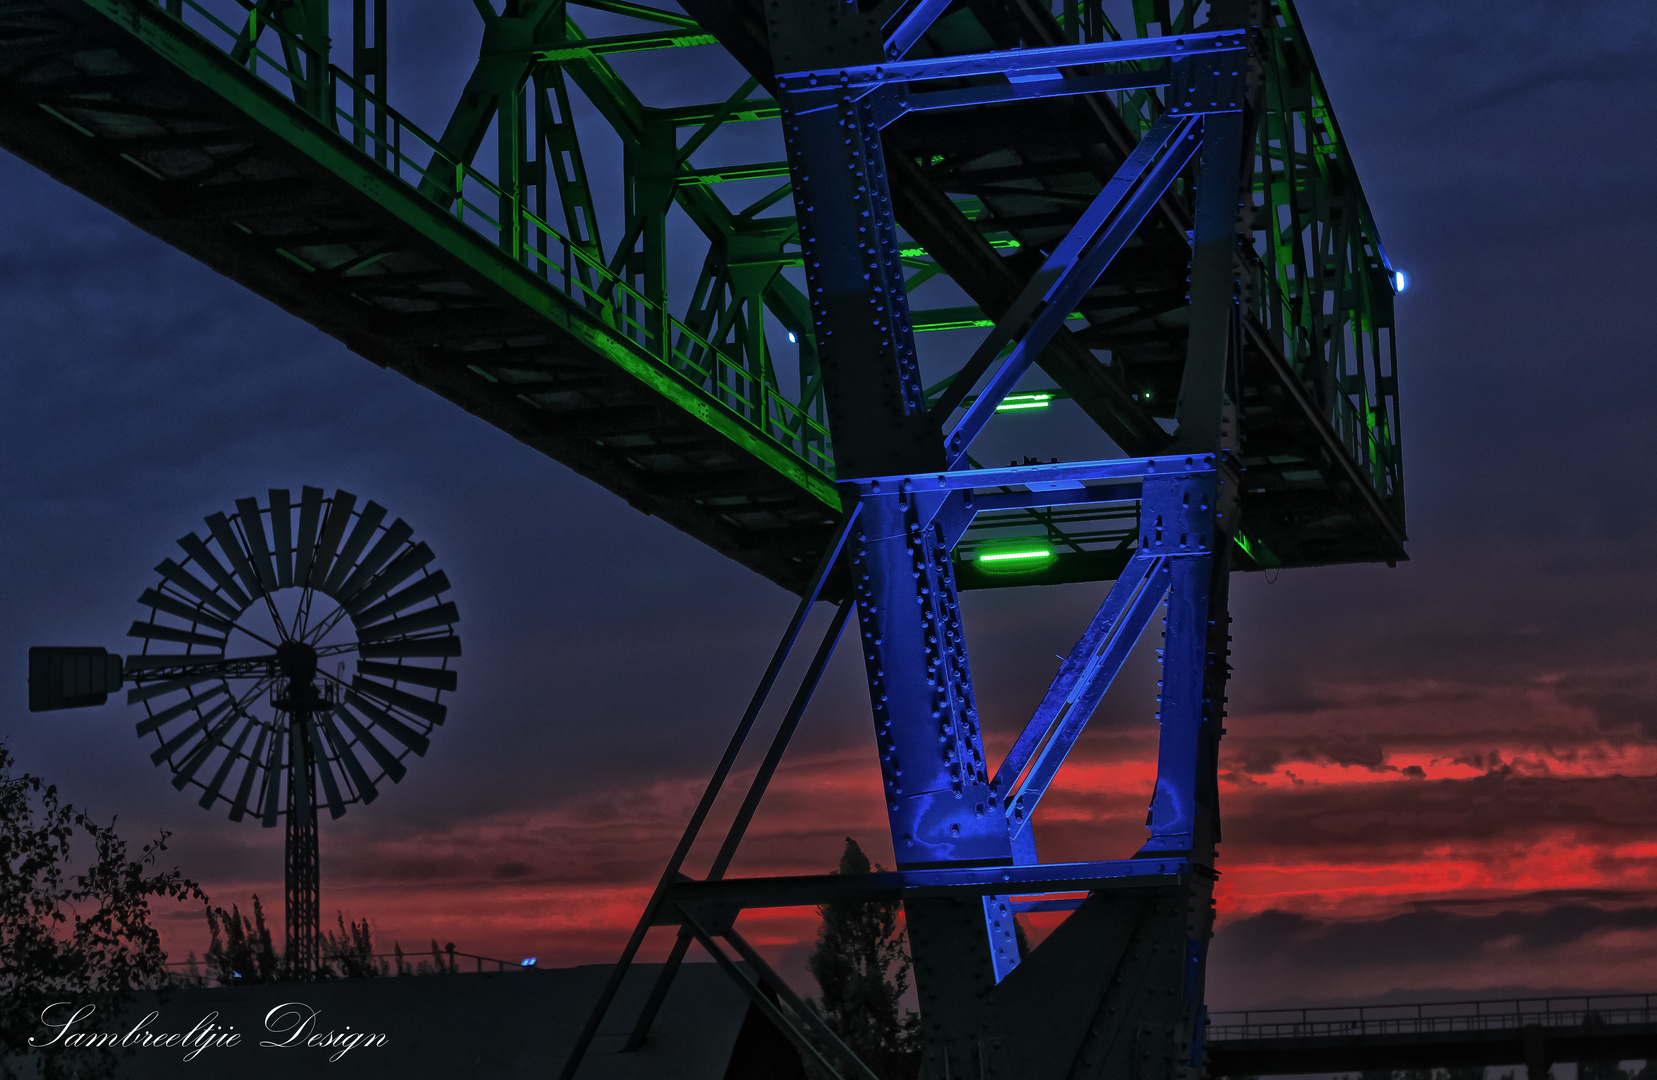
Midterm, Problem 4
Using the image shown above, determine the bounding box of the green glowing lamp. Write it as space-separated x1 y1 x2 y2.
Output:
996 392 1053 412
977 545 1055 567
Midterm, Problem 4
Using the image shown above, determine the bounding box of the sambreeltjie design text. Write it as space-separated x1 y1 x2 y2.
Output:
29 1000 388 1063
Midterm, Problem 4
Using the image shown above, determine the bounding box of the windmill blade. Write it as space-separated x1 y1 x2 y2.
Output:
351 676 447 726
334 519 414 605
235 498 280 592
359 635 461 659
177 534 252 611
333 702 407 783
137 589 235 635
293 486 323 584
156 559 242 620
229 724 269 822
151 699 231 766
127 620 227 650
171 708 242 788
270 488 294 588
356 661 457 692
351 572 449 628
317 711 378 804
307 490 357 590
206 512 266 601
199 717 257 809
322 500 386 595
359 602 459 642
261 729 286 827
341 543 434 615
128 671 219 705
308 717 348 820
342 691 430 756
135 683 227 736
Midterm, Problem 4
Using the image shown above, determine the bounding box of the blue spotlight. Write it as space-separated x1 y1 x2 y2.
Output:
1393 269 1410 294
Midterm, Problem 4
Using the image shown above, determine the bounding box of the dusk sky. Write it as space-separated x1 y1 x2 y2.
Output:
3 0 1656 1013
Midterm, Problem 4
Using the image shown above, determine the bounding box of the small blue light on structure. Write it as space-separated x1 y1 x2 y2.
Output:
787 331 798 343
1393 269 1410 294
520 957 537 967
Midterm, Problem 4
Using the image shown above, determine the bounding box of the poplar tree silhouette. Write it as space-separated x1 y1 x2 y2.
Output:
203 897 280 983
807 837 920 1080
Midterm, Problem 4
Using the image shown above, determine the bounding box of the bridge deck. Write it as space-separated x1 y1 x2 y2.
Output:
1208 995 1657 1077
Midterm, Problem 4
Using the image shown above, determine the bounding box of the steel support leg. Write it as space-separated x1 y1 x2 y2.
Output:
556 507 859 1080
283 717 320 978
777 28 1016 1049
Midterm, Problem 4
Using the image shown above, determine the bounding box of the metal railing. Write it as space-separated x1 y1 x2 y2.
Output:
144 0 835 481
1209 994 1657 1042
161 946 538 987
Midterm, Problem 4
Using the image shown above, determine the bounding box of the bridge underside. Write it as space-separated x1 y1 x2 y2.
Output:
0 0 840 593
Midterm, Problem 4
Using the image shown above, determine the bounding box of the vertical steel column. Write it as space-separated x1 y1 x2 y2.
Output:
283 717 320 977
299 0 330 121
1136 49 1252 1069
498 79 525 264
623 123 675 357
771 0 1015 1038
351 0 387 164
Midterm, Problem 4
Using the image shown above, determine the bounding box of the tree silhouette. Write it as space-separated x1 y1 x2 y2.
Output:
203 896 281 983
806 837 920 1080
0 738 204 1079
322 913 387 978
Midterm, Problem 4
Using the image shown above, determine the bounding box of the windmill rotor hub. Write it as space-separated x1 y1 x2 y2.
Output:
275 639 319 685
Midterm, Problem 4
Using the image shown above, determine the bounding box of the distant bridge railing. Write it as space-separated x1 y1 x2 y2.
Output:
160 946 539 987
1209 994 1657 1042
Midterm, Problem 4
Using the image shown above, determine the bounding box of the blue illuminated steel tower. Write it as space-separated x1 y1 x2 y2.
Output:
557 1 1403 1077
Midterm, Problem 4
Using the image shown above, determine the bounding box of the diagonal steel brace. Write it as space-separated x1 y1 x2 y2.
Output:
938 112 1203 466
623 600 852 1049
992 555 1173 853
555 503 860 1080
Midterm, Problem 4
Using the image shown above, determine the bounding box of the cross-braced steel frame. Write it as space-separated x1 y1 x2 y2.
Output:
561 7 1265 1080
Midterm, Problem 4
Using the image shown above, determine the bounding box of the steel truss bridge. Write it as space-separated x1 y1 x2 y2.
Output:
0 0 1407 1077
1207 994 1657 1079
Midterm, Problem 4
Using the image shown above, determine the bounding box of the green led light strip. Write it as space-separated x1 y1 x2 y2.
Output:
978 548 1054 563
